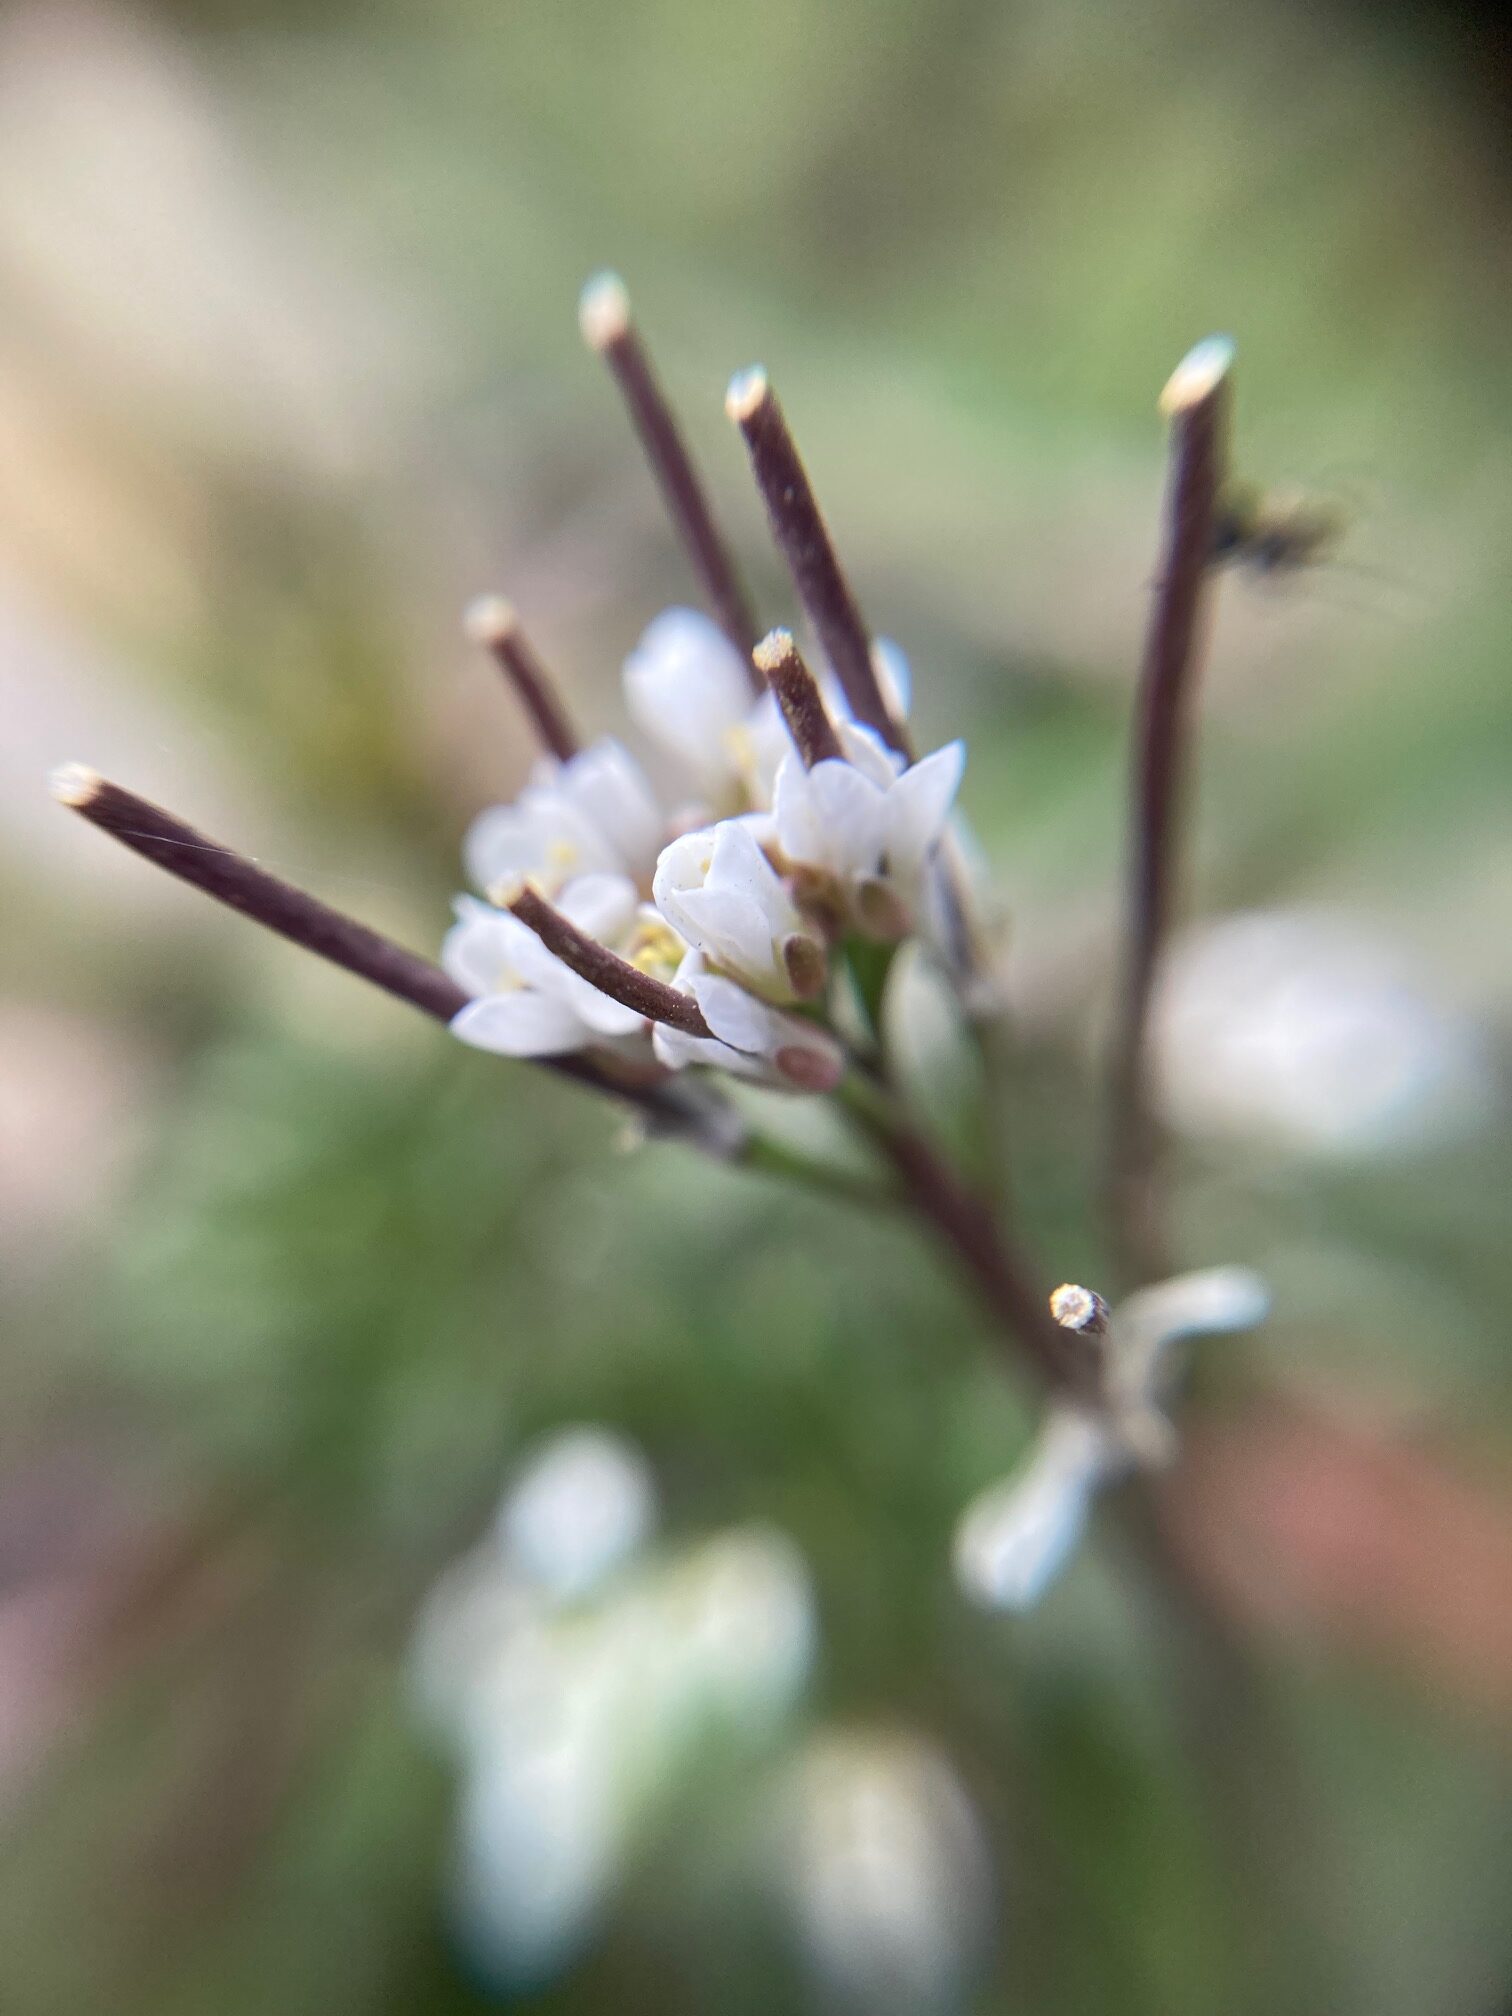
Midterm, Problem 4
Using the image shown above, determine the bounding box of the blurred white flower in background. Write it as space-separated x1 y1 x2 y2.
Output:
779 1730 993 2015
1152 908 1492 1157
493 1427 657 1602
412 1426 817 1991
954 1268 1271 1612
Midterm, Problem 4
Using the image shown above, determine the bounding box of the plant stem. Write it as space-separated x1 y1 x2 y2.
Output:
1106 338 1232 1288
581 272 761 676
754 629 843 766
49 765 722 1138
505 885 711 1036
839 1070 1097 1400
726 366 909 756
465 597 580 763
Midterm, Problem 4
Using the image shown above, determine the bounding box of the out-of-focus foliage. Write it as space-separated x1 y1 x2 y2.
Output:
2 2 1510 2013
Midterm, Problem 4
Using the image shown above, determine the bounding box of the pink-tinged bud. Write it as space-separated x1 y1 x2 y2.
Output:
782 932 828 1000
853 876 912 941
775 1044 844 1094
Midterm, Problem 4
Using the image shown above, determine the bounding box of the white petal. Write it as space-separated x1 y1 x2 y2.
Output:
441 896 524 996
654 821 798 995
558 873 641 945
450 992 593 1057
653 831 735 961
673 884 780 981
811 760 888 877
688 972 786 1054
1114 1266 1270 1398
885 743 966 881
652 827 717 908
706 820 802 937
952 1411 1118 1612
773 753 886 879
561 983 646 1040
463 793 619 898
623 608 754 776
688 976 843 1088
652 1021 767 1080
770 755 817 862
555 740 664 877
460 803 539 894
836 720 906 787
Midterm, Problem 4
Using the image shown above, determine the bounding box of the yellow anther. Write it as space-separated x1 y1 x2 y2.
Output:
623 916 685 982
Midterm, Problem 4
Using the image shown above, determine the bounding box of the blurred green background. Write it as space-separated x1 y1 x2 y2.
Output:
2 2 1510 2012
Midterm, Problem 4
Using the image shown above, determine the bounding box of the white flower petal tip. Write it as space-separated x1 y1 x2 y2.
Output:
1159 335 1235 416
577 270 631 350
952 1493 1088 1613
1122 1265 1271 1347
449 992 589 1058
461 735 659 899
952 1413 1115 1613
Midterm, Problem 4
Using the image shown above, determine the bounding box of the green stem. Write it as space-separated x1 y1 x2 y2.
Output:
735 1126 898 1209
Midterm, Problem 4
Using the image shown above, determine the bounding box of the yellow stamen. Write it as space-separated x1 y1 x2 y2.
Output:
623 915 686 982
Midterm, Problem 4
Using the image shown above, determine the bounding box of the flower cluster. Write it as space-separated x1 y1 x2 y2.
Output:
443 601 967 1096
54 280 1267 1621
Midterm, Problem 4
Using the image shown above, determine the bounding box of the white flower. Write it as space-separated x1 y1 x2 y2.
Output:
623 608 918 819
953 1266 1270 1612
444 875 656 1057
781 1731 991 2014
1151 908 1489 1158
652 951 844 1092
652 817 817 1002
410 1424 817 1995
495 1428 658 1604
772 726 965 931
463 737 664 901
953 1409 1118 1612
1107 1264 1272 1420
623 607 789 812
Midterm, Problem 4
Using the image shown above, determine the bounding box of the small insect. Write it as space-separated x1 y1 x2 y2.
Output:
1210 478 1348 577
